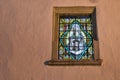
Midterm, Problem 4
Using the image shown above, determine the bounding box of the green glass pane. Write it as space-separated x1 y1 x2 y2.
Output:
87 24 92 30
59 31 64 37
59 31 70 38
60 18 70 23
70 18 75 23
86 39 92 46
60 24 69 31
76 18 81 23
59 46 65 55
88 30 92 35
88 46 93 55
62 39 69 46
60 24 64 31
86 18 91 23
86 31 92 38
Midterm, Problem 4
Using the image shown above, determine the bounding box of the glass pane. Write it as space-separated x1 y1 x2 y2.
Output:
59 16 94 60
87 24 92 30
70 18 75 23
60 24 69 31
60 18 70 23
81 18 86 23
86 18 91 24
76 18 81 23
59 31 70 38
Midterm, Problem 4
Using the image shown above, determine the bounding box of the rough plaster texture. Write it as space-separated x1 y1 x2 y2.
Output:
0 0 120 80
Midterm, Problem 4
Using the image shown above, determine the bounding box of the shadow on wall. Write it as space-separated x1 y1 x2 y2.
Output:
0 31 13 80
89 0 97 3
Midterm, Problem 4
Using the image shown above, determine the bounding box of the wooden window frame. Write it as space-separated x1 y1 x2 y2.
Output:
45 6 102 66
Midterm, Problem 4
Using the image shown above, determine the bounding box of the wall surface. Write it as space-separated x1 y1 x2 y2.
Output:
0 0 120 80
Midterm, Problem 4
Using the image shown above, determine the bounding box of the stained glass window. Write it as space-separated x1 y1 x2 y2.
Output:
46 7 102 65
58 16 94 60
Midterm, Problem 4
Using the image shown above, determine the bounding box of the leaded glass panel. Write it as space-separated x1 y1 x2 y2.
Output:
58 16 94 60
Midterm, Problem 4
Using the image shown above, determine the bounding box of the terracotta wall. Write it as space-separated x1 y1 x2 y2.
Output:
0 0 120 80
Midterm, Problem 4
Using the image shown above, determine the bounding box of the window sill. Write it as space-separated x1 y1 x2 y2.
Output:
45 59 102 66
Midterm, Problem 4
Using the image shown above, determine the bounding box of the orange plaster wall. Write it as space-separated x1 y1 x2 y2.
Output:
0 0 120 80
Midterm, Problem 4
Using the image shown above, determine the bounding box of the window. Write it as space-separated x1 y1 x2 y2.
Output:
45 6 102 65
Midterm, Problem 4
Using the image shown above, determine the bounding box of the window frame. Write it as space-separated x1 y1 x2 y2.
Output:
46 6 102 66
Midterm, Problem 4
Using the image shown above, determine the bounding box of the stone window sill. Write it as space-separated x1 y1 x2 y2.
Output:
45 59 102 66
